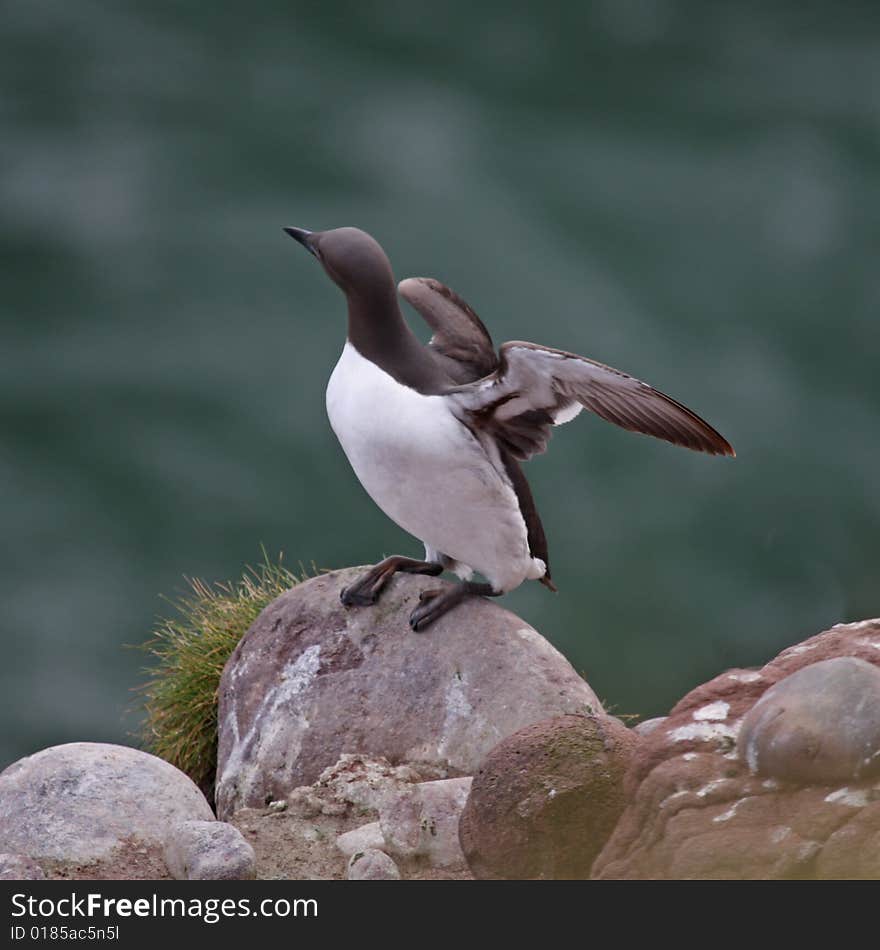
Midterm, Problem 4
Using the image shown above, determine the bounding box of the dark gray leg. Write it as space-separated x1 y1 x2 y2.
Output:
341 556 443 607
409 581 501 632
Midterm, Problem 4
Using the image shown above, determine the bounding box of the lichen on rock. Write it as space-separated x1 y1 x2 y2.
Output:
459 712 640 879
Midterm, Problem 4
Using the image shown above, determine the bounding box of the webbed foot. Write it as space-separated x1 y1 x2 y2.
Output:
408 581 500 631
340 556 443 609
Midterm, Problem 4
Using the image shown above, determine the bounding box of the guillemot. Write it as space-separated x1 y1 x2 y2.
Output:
285 225 734 631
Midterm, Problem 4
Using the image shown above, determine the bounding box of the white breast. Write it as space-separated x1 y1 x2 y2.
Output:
325 342 541 592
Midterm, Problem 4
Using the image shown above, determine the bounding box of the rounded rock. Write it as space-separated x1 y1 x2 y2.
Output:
164 820 256 881
379 778 472 867
336 822 385 858
347 848 400 880
459 713 639 879
216 568 602 817
0 743 214 867
739 657 880 784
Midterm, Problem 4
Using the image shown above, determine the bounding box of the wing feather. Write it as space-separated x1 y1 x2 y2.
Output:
398 277 498 383
449 340 734 460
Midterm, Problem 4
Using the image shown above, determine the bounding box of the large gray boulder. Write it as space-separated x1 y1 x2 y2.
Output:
0 743 214 869
216 568 601 818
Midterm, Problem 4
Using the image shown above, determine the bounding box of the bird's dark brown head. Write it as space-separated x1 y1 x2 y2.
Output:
284 226 395 301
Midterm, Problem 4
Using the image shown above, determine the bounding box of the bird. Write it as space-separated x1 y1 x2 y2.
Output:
284 225 734 631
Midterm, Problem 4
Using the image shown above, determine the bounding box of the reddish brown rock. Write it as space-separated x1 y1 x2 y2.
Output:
592 619 880 879
216 568 602 818
459 713 640 879
815 801 880 879
633 717 667 737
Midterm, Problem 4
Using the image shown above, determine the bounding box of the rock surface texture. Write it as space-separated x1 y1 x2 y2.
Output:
0 743 214 873
216 568 602 817
0 854 46 880
459 713 640 879
592 619 880 879
309 753 426 815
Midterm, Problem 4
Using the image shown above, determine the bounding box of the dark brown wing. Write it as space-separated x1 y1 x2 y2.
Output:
451 340 735 461
498 448 557 591
398 277 498 383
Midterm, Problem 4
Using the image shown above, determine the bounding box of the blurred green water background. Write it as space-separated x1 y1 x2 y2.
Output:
2 0 879 770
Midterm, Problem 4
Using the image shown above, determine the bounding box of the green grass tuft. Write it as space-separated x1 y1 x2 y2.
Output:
140 554 302 796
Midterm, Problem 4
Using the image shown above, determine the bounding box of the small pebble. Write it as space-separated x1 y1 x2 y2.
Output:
347 849 400 880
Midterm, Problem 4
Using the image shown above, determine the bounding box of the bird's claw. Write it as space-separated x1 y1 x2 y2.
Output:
408 607 431 632
409 588 444 631
340 585 377 607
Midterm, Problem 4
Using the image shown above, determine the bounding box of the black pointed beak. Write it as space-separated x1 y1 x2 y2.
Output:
283 227 318 257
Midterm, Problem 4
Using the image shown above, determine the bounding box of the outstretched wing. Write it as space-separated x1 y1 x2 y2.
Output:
398 277 498 383
449 340 735 461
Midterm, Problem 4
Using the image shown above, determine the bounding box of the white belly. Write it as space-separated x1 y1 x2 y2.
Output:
325 343 540 592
